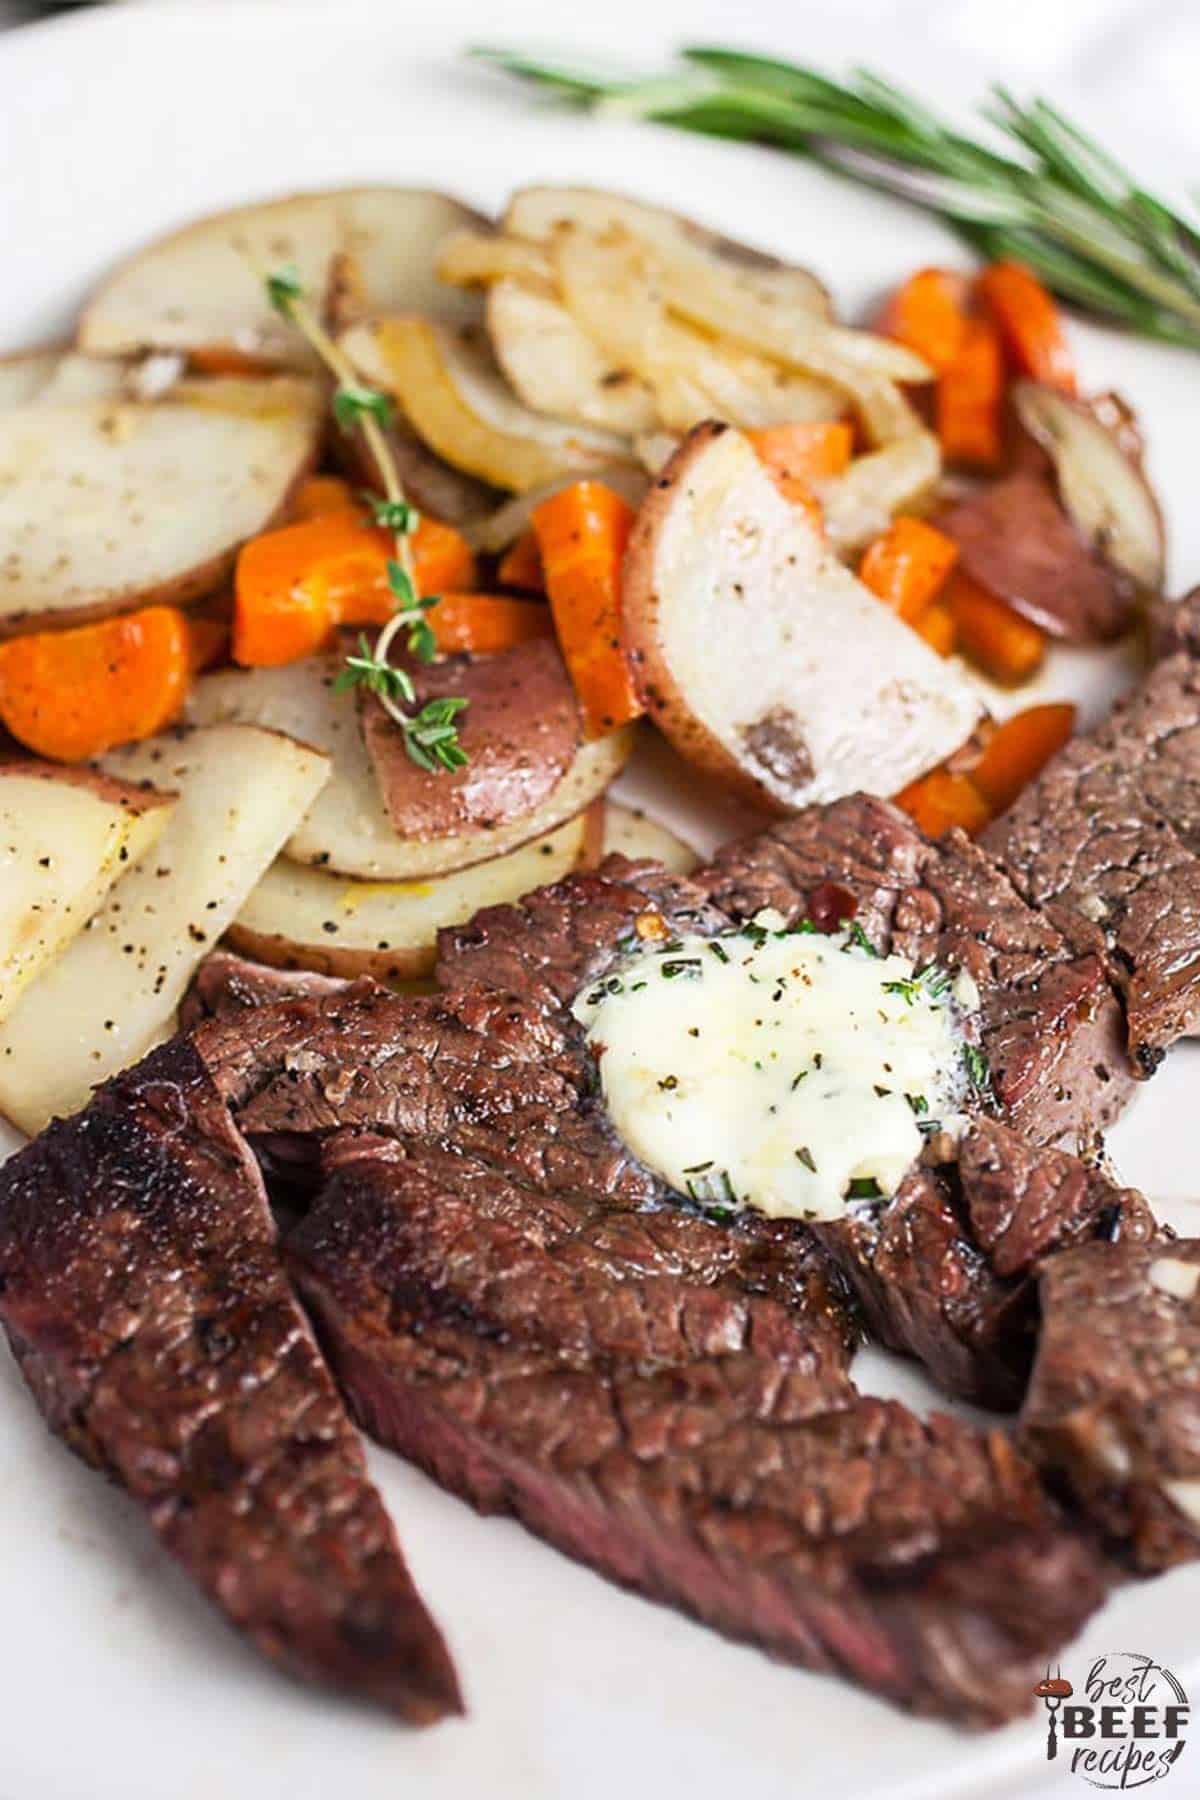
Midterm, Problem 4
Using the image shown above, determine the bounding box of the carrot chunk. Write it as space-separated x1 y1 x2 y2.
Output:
936 318 1005 468
532 481 644 738
747 422 854 487
0 606 191 762
426 594 553 656
498 529 545 593
859 517 959 624
233 514 478 666
874 268 971 373
948 570 1046 685
970 702 1076 815
913 599 956 657
893 767 991 839
290 475 362 522
978 260 1076 394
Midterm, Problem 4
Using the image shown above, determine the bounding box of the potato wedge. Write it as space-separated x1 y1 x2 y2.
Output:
79 187 486 365
623 424 982 811
0 375 322 633
600 801 697 875
0 348 61 409
487 280 659 434
227 807 597 980
503 187 832 318
0 762 175 1022
186 658 637 879
1013 380 1165 593
0 724 330 1134
341 317 632 492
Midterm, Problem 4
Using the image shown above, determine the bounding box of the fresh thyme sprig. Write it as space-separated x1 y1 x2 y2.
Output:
472 46 1200 350
264 264 469 769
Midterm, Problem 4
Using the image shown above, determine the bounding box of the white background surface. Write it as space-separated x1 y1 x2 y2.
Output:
2 5 1199 1799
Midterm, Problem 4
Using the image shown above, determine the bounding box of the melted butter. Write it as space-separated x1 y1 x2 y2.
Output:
573 912 973 1223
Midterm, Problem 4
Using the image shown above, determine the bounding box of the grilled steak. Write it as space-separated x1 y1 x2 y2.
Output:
984 655 1200 1071
1019 1240 1200 1571
815 1121 1156 1409
180 950 348 1029
287 1131 1106 1728
696 796 1132 1143
0 1038 461 1725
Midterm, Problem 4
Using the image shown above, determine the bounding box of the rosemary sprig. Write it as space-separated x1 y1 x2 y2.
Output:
472 47 1200 350
264 264 469 768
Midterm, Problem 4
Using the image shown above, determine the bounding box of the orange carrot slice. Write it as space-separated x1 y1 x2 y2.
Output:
894 767 991 839
874 268 971 373
427 594 553 656
936 318 1005 468
0 607 192 763
290 475 362 522
970 702 1076 814
978 260 1076 394
859 517 959 624
498 529 545 593
532 481 644 738
233 514 478 666
913 599 956 657
948 570 1046 685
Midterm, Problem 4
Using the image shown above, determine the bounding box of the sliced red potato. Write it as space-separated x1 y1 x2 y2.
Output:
0 762 175 1022
227 807 598 980
341 317 633 492
600 801 697 874
622 423 982 811
185 657 636 880
1012 379 1166 595
226 797 688 980
501 186 832 318
486 278 659 435
0 724 330 1134
78 187 486 366
0 347 62 408
942 471 1135 643
359 638 581 838
0 374 322 634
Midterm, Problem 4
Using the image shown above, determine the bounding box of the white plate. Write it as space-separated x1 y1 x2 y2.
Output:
2 6 1199 1798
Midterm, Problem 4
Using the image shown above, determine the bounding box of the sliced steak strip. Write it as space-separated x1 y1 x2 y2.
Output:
814 1121 1156 1410
984 656 1200 1071
0 1040 461 1725
1019 1240 1200 1571
194 981 859 1359
287 1134 1106 1728
697 797 1132 1143
180 950 349 1029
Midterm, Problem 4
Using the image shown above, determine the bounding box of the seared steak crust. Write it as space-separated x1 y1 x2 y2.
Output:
288 1134 1106 1728
697 797 1132 1142
815 1120 1155 1410
1020 1240 1200 1571
0 1040 460 1723
984 657 1200 1071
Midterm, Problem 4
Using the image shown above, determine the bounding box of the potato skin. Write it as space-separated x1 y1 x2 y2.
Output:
223 921 433 983
621 421 793 815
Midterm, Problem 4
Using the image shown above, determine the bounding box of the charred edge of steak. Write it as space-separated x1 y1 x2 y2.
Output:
1019 1238 1200 1573
814 1120 1158 1411
0 1039 462 1725
285 1140 1107 1729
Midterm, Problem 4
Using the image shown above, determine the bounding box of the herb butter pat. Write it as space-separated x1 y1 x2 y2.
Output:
572 912 975 1223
